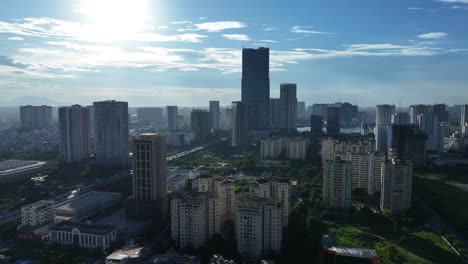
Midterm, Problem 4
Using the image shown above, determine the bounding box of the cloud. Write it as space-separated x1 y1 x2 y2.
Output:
222 34 250 41
417 32 448 39
407 7 423 10
0 17 207 43
291 25 334 35
8 37 24 41
171 20 191 24
259 39 277 43
194 21 246 32
264 27 277 31
199 17 207 20
436 0 468 3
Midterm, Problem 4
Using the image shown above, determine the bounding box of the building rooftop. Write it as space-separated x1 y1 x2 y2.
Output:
0 160 48 175
50 222 116 235
23 200 54 209
55 191 121 215
329 247 377 259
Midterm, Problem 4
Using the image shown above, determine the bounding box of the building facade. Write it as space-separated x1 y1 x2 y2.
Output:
167 106 178 131
326 106 340 135
190 110 211 143
323 157 352 209
58 105 91 163
231 101 249 147
209 101 220 132
137 107 163 124
279 83 297 135
49 223 117 251
20 105 53 130
380 160 412 212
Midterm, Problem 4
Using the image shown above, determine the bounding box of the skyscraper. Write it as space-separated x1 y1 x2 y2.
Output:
20 105 53 130
209 101 220 132
93 100 129 167
387 125 427 168
241 47 270 131
323 157 352 209
326 106 340 135
461 104 468 134
380 159 412 213
375 105 395 152
131 133 167 219
279 83 297 135
269 98 281 128
310 115 323 137
391 112 409 125
167 106 178 131
137 107 163 124
58 105 91 163
190 110 211 143
417 113 439 151
409 104 432 124
433 104 448 123
297 101 306 119
232 101 249 147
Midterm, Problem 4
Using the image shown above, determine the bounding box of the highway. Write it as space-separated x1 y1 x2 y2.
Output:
0 137 228 224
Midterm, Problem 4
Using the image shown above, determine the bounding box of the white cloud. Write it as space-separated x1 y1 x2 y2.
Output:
291 25 334 35
8 37 24 41
259 39 277 43
194 21 246 32
417 32 448 39
199 17 207 20
407 7 423 10
264 27 277 31
171 20 191 24
436 0 468 3
222 34 250 41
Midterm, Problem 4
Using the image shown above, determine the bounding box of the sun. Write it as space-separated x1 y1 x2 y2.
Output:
76 0 150 41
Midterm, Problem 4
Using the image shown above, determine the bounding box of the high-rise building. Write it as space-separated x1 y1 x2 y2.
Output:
177 115 184 130
392 112 409 125
279 83 297 135
130 133 167 219
260 138 283 160
190 110 211 143
323 157 352 209
312 104 329 119
297 101 306 119
171 192 220 249
338 102 358 124
167 106 178 131
137 107 163 124
326 106 340 135
249 179 290 227
286 138 309 160
417 113 440 151
93 100 129 167
235 195 282 261
269 98 281 128
409 104 432 124
196 176 236 225
433 104 448 123
232 101 249 147
342 152 385 195
58 105 91 163
375 105 395 152
387 125 427 168
20 105 53 130
462 104 468 134
310 115 323 137
241 47 270 131
380 159 412 213
209 101 220 132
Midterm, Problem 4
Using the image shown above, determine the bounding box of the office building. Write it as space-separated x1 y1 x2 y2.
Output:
417 113 440 152
387 125 427 168
209 101 220 132
167 106 178 131
323 157 352 209
279 83 297 135
310 115 323 137
241 47 270 131
269 98 281 128
93 100 129 167
49 222 117 251
260 138 283 160
129 133 167 219
286 137 309 160
326 106 340 135
58 105 91 163
375 105 395 152
20 105 53 130
235 196 282 261
380 159 412 212
462 104 468 134
231 101 249 147
249 179 290 227
137 107 163 124
171 192 220 249
433 104 448 123
409 104 432 124
391 112 409 125
191 110 211 143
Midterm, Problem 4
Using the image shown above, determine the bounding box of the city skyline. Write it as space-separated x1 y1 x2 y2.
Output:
1 0 468 106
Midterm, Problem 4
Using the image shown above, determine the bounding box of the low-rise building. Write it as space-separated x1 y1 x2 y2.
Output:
49 222 117 251
0 160 50 184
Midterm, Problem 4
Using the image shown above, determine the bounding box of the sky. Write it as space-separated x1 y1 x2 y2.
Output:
0 0 468 107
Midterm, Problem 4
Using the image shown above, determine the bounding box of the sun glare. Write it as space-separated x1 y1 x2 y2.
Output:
77 0 150 41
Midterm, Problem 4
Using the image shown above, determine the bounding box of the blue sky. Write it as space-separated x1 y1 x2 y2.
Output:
0 0 467 106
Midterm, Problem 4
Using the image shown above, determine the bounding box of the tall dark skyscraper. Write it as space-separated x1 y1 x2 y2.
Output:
58 105 91 163
190 110 211 143
241 47 270 131
310 115 323 137
387 125 427 168
232 101 249 147
326 106 340 135
432 104 448 123
20 105 53 130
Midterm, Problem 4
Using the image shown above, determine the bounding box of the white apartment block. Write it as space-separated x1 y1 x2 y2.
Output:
235 196 282 261
249 179 290 227
197 176 236 225
21 200 54 227
171 192 220 249
260 138 284 159
286 138 309 160
342 152 386 195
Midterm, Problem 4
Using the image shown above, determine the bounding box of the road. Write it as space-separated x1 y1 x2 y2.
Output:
0 137 228 224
